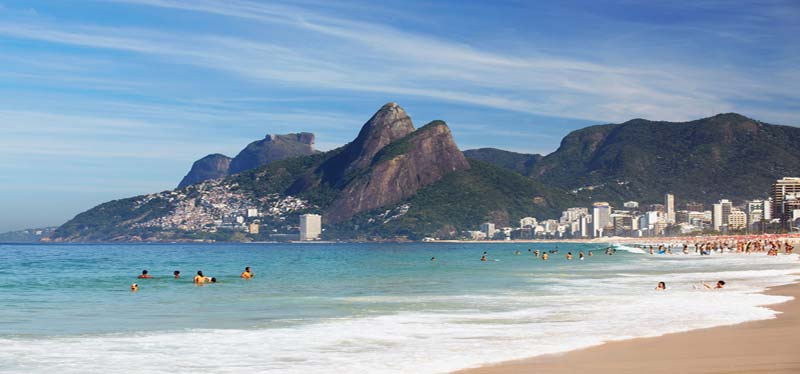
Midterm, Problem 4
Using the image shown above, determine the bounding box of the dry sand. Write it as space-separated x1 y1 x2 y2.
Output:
460 282 800 374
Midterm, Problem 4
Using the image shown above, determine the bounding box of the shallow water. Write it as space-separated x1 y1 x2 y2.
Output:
0 242 797 373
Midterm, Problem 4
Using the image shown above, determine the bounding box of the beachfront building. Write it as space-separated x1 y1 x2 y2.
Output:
519 217 537 228
247 208 259 218
728 209 747 230
592 202 611 237
480 222 496 239
299 214 322 241
665 193 675 224
712 199 732 231
771 177 800 229
248 222 260 234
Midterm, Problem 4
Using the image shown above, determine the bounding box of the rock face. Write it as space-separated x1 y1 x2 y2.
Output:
178 154 232 188
178 132 316 188
324 118 470 223
229 132 316 175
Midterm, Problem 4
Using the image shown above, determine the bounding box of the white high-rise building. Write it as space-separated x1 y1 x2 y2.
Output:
712 199 732 231
665 193 675 224
592 202 611 237
299 214 322 241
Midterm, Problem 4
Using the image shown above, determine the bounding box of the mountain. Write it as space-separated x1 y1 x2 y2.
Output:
228 132 316 175
236 102 471 223
50 103 577 242
0 227 56 243
177 132 316 188
527 113 800 204
177 154 231 188
463 148 542 175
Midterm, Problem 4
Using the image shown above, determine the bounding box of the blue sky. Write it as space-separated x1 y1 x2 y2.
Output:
1 0 798 232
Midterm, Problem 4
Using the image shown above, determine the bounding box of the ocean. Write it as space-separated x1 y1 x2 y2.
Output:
0 242 797 373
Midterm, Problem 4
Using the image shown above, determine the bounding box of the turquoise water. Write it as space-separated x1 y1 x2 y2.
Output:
1 242 798 373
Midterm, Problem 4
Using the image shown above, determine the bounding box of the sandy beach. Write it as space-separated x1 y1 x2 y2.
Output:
461 281 800 374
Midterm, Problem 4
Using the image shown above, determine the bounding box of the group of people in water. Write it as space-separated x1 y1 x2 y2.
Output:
131 266 254 292
654 280 726 291
475 247 612 262
640 239 795 256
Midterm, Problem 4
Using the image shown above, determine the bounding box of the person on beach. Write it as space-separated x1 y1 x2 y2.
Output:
174 270 180 279
241 267 253 279
137 270 152 279
131 283 138 292
655 281 666 291
194 271 206 284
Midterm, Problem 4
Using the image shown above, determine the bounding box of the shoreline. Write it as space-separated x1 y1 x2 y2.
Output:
459 280 800 374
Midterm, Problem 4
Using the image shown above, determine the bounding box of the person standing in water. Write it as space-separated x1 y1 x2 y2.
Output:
566 252 573 260
241 267 254 279
480 254 487 262
194 271 206 284
542 253 549 261
173 270 180 279
137 270 152 279
579 252 585 260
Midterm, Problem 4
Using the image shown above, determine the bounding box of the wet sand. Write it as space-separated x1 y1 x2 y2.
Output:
460 282 800 374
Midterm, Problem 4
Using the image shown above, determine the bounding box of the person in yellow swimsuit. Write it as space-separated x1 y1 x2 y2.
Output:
194 270 206 284
241 267 253 279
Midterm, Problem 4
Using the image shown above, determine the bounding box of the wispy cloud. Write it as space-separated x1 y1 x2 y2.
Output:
5 0 787 123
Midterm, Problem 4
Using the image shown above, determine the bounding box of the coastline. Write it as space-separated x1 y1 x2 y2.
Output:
459 281 800 374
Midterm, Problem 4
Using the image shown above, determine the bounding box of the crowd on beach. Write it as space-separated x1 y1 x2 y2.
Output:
468 236 799 294
130 266 254 292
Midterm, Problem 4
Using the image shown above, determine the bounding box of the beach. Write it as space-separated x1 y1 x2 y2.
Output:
2 242 798 373
462 281 800 374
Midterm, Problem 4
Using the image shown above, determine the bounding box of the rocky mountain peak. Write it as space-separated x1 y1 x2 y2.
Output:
177 153 232 188
346 102 415 171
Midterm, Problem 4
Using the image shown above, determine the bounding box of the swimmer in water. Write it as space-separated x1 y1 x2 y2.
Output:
131 283 138 292
194 271 206 284
579 252 585 260
704 280 726 289
542 253 549 261
137 270 152 279
431 257 436 261
566 252 573 260
515 250 521 255
655 281 666 291
173 270 180 279
480 254 487 262
588 251 593 257
534 250 540 257
241 266 253 279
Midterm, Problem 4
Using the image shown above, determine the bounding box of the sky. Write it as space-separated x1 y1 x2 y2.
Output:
0 0 798 232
